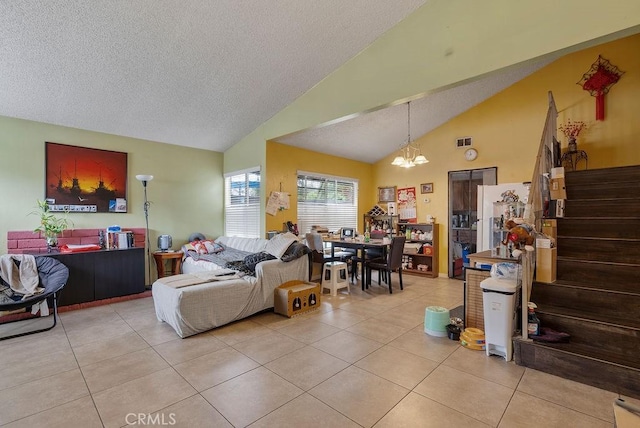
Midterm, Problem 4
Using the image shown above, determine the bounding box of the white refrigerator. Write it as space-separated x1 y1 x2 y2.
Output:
476 183 530 252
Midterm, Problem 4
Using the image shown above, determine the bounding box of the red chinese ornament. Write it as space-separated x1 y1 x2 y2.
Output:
577 55 624 121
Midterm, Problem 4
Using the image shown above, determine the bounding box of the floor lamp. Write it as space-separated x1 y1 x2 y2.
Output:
136 174 154 287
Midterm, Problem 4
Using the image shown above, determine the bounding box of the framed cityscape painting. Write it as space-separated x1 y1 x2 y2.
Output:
45 142 128 213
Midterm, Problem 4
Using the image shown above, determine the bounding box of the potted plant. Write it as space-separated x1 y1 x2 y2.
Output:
32 200 72 252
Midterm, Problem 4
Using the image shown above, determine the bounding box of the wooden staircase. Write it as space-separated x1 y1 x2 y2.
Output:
514 165 640 399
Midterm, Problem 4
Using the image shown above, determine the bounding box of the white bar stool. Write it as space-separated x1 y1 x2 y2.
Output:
322 261 349 296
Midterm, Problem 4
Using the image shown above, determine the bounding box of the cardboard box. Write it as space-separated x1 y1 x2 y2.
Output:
541 219 557 241
549 177 567 200
549 199 565 218
536 247 557 283
274 280 321 317
551 167 565 179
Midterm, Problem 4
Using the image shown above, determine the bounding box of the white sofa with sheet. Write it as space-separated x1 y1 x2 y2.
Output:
152 234 309 337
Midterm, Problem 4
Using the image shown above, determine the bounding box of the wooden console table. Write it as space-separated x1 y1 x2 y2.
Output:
153 251 183 278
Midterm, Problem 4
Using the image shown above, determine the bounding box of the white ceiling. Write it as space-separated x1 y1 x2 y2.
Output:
1 1 554 164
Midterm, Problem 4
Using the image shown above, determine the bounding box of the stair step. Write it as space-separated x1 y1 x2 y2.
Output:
534 301 640 330
557 218 640 239
557 237 640 264
556 258 640 290
565 165 640 186
566 181 640 200
564 199 640 218
514 338 640 398
535 311 640 369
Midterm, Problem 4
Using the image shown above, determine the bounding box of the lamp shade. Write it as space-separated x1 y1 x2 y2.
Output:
135 174 154 182
414 154 429 165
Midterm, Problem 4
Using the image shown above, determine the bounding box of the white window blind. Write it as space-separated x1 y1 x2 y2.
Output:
224 168 261 238
297 171 358 235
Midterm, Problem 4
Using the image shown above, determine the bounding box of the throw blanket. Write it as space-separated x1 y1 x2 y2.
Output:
0 254 43 299
157 271 242 289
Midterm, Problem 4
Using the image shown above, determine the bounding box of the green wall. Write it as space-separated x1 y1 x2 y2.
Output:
0 116 224 260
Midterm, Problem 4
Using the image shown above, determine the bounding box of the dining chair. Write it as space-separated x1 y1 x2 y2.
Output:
305 233 353 283
365 236 406 294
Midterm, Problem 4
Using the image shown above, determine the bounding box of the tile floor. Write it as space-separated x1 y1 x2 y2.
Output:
0 275 633 427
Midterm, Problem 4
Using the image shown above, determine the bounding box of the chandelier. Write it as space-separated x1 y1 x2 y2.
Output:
391 101 428 168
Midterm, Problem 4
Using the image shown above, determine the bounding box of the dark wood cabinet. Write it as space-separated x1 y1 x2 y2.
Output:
41 248 145 306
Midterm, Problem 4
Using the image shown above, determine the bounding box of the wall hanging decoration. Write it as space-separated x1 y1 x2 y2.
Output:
577 55 624 121
397 187 417 222
45 142 128 213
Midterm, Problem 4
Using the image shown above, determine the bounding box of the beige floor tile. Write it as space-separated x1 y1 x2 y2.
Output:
2 396 102 428
233 330 305 364
314 308 369 328
65 317 134 348
148 394 232 428
372 307 423 330
278 318 342 344
309 365 408 428
60 310 123 336
59 304 118 329
92 367 196 428
0 348 78 390
121 310 166 331
201 366 303 427
109 296 155 314
388 327 459 362
499 391 612 428
249 393 361 428
209 319 271 345
442 346 525 389
265 346 350 391
249 310 305 329
153 333 227 365
0 369 89 425
338 300 388 317
312 330 382 363
517 368 617 423
375 392 491 428
81 347 169 393
174 347 260 391
414 365 514 426
136 321 182 346
0 327 70 361
72 331 149 367
346 319 409 343
355 345 438 389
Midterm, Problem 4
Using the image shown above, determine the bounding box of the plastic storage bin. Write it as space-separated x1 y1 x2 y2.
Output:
480 277 519 361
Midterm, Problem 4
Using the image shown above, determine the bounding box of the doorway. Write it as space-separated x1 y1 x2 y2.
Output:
448 167 497 279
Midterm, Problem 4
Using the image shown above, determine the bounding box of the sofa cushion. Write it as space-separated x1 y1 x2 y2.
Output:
265 232 299 259
215 236 268 253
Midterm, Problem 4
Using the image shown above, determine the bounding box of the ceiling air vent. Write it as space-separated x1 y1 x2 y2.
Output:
456 137 472 148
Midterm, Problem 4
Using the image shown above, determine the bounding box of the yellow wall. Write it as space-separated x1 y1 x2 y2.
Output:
0 116 224 282
373 33 640 275
233 1 640 153
265 141 374 234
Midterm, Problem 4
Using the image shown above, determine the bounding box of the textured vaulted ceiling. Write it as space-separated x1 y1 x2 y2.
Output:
1 1 552 163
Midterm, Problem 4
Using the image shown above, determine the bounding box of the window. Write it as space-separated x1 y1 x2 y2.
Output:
224 168 261 238
297 171 358 234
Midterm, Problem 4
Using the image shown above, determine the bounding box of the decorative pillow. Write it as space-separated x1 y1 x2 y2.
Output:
188 240 225 255
243 251 276 272
281 242 311 262
264 232 299 259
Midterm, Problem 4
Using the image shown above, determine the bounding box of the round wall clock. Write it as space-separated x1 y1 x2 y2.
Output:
464 148 478 161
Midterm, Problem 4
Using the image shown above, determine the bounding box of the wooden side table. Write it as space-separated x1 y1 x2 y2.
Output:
153 251 183 279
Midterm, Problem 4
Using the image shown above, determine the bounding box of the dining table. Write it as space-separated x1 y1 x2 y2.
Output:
324 237 389 289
